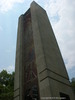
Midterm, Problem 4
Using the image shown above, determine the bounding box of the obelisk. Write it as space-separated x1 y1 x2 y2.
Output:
14 1 75 100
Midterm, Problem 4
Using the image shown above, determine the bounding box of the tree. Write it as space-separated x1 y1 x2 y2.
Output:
0 70 14 100
71 77 75 95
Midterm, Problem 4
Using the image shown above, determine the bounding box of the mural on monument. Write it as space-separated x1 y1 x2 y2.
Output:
23 10 39 100
24 44 39 100
24 45 37 82
24 42 39 99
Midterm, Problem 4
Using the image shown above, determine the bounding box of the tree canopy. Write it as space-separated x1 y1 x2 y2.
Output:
0 70 14 100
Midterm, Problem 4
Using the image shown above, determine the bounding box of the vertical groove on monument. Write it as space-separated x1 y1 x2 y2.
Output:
22 9 40 100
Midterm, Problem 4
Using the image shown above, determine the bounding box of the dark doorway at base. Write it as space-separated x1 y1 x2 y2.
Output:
60 92 70 100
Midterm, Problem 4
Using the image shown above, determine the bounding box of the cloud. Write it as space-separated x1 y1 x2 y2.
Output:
7 65 15 73
0 0 24 13
0 25 3 30
0 65 14 73
44 0 75 69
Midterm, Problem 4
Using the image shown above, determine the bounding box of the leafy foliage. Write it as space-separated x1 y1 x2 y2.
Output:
0 70 14 100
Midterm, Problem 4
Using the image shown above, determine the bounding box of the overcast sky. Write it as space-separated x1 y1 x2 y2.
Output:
0 0 75 80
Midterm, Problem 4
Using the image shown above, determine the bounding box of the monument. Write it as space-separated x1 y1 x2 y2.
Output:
14 1 75 100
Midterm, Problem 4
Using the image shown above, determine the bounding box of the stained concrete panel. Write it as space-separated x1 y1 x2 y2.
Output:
31 1 75 100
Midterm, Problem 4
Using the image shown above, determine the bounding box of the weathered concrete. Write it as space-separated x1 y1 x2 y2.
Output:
14 1 75 100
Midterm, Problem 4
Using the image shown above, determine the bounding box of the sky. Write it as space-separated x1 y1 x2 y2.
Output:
0 0 75 80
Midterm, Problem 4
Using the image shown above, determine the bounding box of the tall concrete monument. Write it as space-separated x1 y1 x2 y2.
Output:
14 1 75 100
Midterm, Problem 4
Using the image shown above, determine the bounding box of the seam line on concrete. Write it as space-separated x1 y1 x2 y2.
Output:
40 76 71 87
39 68 69 80
14 88 20 92
14 94 20 98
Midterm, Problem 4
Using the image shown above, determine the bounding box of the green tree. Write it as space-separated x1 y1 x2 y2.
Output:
71 77 75 95
0 70 14 100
